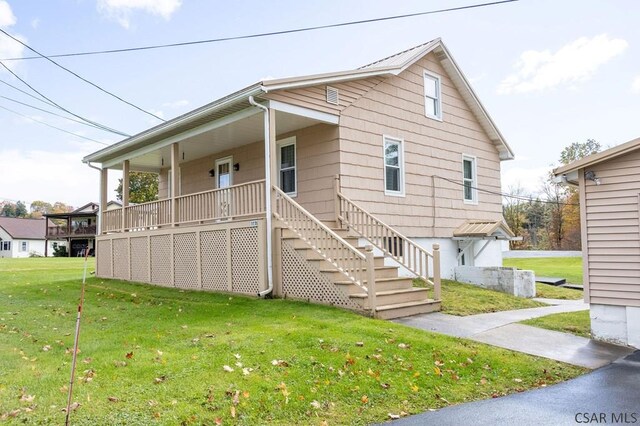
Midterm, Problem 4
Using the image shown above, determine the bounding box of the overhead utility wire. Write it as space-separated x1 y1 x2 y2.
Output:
0 77 57 108
433 175 579 206
0 61 129 137
0 104 109 145
0 29 165 122
0 0 518 61
0 94 114 131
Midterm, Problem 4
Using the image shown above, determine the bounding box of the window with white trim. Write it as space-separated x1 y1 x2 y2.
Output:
278 138 297 196
383 136 404 195
20 241 28 252
462 155 477 203
1 241 10 251
424 71 442 120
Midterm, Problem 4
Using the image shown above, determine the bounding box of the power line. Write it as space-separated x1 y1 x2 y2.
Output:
0 29 165 123
0 77 57 108
433 175 579 206
0 1 518 61
0 94 118 132
0 104 109 145
0 61 129 137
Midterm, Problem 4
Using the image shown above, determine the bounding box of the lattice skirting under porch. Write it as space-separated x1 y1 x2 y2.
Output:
280 239 360 311
96 219 266 295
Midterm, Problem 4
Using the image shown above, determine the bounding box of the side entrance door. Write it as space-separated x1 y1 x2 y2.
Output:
215 157 233 218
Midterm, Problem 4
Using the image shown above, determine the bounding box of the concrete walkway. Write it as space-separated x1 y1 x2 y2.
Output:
395 299 634 369
378 351 640 426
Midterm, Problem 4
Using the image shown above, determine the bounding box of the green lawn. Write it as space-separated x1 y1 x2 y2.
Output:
0 258 585 425
422 280 548 316
503 257 583 284
535 284 583 300
521 311 591 338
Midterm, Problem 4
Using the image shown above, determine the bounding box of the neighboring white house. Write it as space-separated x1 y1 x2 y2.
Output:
0 217 55 258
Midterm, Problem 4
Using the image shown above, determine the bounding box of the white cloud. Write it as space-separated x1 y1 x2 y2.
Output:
0 1 25 70
498 34 628 94
501 165 552 196
632 76 640 94
0 148 121 207
30 18 40 29
162 99 189 109
97 0 182 28
0 0 16 27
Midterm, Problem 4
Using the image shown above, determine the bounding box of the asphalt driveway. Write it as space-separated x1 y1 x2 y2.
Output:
377 351 640 426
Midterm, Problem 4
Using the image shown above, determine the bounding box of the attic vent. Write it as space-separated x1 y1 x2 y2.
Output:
326 86 339 105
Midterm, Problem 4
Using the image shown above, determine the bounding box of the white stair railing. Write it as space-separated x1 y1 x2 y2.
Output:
273 186 377 312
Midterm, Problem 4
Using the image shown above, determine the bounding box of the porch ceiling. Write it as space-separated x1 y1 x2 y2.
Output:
112 110 329 172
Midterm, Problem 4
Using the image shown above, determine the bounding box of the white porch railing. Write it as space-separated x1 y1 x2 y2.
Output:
101 180 266 233
273 186 378 311
336 183 441 301
175 179 266 225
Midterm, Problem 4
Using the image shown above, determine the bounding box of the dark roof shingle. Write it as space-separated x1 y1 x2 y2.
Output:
0 217 48 239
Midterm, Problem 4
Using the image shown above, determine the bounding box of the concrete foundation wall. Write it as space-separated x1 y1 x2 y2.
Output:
454 266 535 298
591 304 640 348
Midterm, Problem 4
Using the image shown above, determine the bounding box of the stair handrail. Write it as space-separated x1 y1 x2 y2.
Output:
273 186 375 304
336 190 441 301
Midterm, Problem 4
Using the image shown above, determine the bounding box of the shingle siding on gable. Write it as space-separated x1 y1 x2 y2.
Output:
338 52 503 238
262 77 385 114
582 148 640 307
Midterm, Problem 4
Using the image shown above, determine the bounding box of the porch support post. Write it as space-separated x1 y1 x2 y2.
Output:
170 143 179 226
122 160 129 232
100 167 108 234
268 107 278 291
333 174 341 228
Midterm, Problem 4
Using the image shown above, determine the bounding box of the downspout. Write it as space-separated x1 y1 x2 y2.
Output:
248 96 273 297
85 162 103 235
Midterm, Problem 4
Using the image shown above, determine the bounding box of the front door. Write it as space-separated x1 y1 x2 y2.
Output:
215 157 233 218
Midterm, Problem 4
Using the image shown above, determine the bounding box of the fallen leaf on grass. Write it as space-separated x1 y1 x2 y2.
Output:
19 394 34 403
82 357 92 364
154 375 167 384
355 341 364 347
513 378 523 383
61 402 80 413
242 367 253 376
397 343 410 349
113 361 127 368
271 359 289 367
388 413 400 419
107 396 119 402
360 395 369 404
223 365 234 373
310 400 321 409
125 352 134 359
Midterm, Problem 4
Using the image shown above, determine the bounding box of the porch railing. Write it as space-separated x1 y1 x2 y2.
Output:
273 186 377 311
336 185 441 301
102 209 122 233
175 179 265 225
124 199 171 231
101 180 266 233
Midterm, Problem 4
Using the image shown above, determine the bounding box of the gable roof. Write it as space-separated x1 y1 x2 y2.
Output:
0 217 47 240
84 38 513 164
73 202 99 213
554 137 640 176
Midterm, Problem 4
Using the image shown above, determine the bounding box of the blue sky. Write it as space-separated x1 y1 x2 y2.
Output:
0 0 638 207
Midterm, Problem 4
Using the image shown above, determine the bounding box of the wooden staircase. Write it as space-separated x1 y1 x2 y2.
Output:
281 224 441 319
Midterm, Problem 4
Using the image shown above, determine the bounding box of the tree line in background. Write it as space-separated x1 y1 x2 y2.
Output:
0 200 74 218
503 139 601 251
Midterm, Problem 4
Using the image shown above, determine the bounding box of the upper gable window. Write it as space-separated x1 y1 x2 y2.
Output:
423 71 442 120
462 155 478 204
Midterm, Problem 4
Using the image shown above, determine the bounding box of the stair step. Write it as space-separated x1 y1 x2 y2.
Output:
319 266 399 281
305 255 386 268
375 300 441 320
334 277 414 294
350 287 430 308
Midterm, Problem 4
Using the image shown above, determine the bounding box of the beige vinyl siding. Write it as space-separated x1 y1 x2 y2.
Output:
583 148 640 308
338 52 502 237
263 78 385 114
158 123 339 221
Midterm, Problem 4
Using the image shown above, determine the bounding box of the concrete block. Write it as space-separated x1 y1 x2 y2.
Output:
626 307 640 349
454 266 535 298
590 304 627 346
